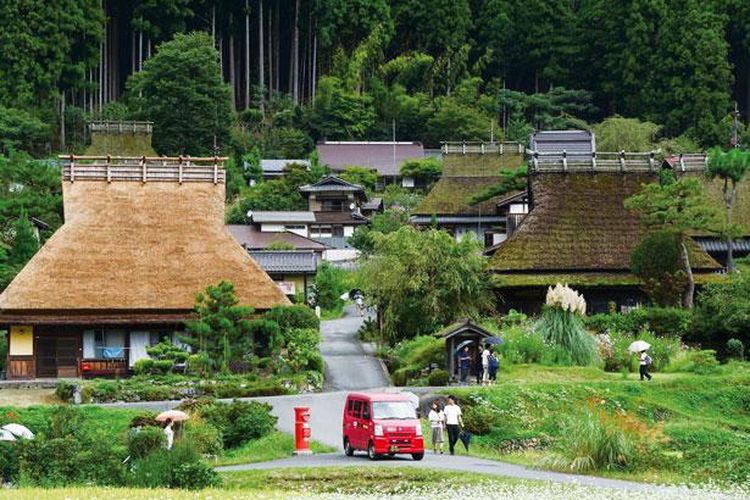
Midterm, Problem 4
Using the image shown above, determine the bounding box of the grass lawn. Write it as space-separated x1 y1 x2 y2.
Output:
438 362 750 485
214 431 336 465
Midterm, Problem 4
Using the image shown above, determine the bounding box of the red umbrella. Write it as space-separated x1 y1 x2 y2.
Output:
155 410 189 422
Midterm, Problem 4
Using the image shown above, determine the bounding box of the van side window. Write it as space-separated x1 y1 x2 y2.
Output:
347 399 354 415
353 400 362 418
362 402 370 420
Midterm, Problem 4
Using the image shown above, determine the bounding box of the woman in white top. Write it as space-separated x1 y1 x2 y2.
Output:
443 395 463 455
163 418 174 450
427 400 445 454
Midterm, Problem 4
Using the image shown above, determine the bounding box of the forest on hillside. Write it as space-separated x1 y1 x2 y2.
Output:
2 0 750 157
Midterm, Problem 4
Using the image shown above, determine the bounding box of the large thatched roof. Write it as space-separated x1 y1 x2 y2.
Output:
413 153 524 216
488 171 721 286
0 156 289 323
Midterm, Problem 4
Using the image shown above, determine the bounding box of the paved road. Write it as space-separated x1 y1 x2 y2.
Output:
216 452 674 493
320 305 390 391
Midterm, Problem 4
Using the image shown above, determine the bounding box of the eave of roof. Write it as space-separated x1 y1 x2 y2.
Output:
490 271 727 288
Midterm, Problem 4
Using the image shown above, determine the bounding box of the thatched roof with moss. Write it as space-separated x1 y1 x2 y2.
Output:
0 157 289 323
85 121 157 156
413 153 524 216
488 172 721 282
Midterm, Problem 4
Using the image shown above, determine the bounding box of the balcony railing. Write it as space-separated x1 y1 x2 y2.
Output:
441 141 525 155
59 155 228 184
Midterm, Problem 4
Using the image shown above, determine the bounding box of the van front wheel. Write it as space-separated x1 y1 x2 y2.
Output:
344 438 354 457
412 453 424 461
368 441 379 460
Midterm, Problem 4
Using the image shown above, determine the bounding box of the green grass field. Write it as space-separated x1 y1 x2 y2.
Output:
440 363 750 485
214 431 336 465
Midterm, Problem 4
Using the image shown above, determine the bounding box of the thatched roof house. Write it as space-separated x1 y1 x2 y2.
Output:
488 167 722 314
411 148 525 246
0 150 288 379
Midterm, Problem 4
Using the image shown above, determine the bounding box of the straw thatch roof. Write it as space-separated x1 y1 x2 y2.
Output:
488 172 721 286
85 121 157 156
0 159 289 323
413 153 524 216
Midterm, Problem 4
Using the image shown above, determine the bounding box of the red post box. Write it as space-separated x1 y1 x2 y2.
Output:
293 406 312 455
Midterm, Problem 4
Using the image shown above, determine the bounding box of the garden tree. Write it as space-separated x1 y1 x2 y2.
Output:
0 152 63 239
312 261 345 311
625 175 721 308
339 166 378 191
469 165 528 205
593 116 661 152
630 230 686 306
426 97 493 146
400 157 442 185
8 211 39 267
127 32 232 155
643 0 732 144
707 148 750 271
349 208 410 255
359 227 491 342
495 87 597 131
183 280 256 374
307 76 376 140
692 268 750 349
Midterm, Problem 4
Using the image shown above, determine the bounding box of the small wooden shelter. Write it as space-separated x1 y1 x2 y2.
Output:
0 153 289 379
434 319 495 380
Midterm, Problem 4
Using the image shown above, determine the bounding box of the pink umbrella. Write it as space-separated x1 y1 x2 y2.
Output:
155 410 189 422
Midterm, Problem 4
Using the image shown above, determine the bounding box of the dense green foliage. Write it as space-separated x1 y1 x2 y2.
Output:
127 32 232 155
630 230 686 306
312 261 346 311
692 269 750 350
535 308 600 367
359 227 490 342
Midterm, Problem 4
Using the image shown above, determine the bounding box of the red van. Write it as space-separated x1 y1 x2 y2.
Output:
342 392 424 460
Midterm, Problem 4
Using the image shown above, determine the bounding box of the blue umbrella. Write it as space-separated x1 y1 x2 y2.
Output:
454 339 474 355
484 337 503 346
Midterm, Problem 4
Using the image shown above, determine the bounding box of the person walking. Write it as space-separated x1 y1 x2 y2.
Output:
458 347 471 385
163 418 174 450
481 345 491 386
443 395 463 455
427 400 445 454
639 350 653 381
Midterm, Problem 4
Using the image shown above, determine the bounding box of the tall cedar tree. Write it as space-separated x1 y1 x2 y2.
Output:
8 210 39 267
127 31 232 155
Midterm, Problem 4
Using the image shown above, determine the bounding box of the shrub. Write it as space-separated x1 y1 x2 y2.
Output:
54 380 75 402
147 341 189 363
391 367 413 387
543 409 635 473
463 404 498 435
726 338 744 360
500 326 544 364
265 304 320 332
152 359 175 374
585 308 691 338
184 418 223 456
284 328 324 374
688 350 719 375
172 460 221 489
132 358 155 375
428 369 450 386
128 426 166 459
130 440 218 489
199 400 277 448
312 261 345 311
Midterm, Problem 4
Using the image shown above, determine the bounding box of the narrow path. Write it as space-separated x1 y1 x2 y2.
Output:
319 305 389 391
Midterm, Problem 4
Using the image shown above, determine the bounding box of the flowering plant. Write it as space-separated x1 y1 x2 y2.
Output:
545 283 586 315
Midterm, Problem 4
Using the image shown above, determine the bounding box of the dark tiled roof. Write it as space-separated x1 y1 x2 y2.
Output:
227 225 329 251
248 250 319 273
317 141 424 176
434 318 495 339
362 197 383 211
411 215 505 224
250 211 316 223
299 175 365 193
488 172 720 273
695 237 750 253
314 211 369 224
312 237 352 249
260 159 310 175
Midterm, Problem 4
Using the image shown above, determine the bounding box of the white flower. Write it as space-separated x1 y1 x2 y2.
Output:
546 283 587 315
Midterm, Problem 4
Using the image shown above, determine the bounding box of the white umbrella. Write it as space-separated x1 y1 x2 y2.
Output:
155 410 189 423
339 292 350 301
628 340 651 353
2 423 34 440
0 429 17 442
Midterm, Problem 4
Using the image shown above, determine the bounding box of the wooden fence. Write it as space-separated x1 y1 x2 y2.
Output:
528 150 708 174
60 155 228 184
88 120 153 135
441 141 525 155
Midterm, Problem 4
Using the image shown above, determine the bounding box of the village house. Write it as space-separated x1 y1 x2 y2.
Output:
487 153 723 314
0 122 288 379
411 142 527 247
316 140 425 188
257 158 311 180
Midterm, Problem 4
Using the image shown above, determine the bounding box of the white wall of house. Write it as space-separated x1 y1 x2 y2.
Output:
343 226 355 237
261 223 285 232
493 233 508 245
284 225 309 237
402 176 415 188
324 248 360 262
509 203 528 214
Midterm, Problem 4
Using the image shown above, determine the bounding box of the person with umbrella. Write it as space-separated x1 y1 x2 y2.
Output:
629 341 652 381
458 346 472 385
156 410 189 449
481 345 491 386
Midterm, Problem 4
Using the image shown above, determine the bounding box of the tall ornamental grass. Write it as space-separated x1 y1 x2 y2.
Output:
536 284 600 366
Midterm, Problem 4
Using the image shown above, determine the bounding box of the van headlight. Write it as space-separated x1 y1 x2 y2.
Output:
415 425 422 436
374 425 383 436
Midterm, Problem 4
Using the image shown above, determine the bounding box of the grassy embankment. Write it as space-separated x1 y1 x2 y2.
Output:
435 363 750 485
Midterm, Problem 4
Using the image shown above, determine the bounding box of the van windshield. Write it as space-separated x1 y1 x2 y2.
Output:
372 401 416 420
